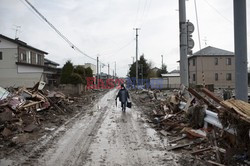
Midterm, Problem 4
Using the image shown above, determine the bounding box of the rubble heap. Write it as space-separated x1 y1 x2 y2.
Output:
132 87 250 165
0 82 78 139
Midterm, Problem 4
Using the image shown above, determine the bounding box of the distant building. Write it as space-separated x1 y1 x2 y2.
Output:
161 71 180 89
148 67 161 78
0 34 47 88
84 63 96 76
188 46 235 89
44 58 61 86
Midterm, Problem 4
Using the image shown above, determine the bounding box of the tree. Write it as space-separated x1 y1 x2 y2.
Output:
128 54 151 79
159 64 168 77
85 67 93 77
69 73 84 84
60 60 74 84
74 65 93 85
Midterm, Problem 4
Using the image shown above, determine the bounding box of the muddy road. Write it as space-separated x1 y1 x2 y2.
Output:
2 89 181 166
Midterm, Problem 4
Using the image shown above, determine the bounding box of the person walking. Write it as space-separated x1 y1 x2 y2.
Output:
116 84 130 112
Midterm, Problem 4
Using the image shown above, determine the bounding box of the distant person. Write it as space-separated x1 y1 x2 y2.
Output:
116 84 130 112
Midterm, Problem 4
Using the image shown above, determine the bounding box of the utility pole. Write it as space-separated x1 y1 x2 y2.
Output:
115 61 116 78
113 70 114 79
161 55 163 70
234 0 248 101
97 56 99 85
134 28 140 88
108 64 110 78
141 64 143 86
179 0 188 87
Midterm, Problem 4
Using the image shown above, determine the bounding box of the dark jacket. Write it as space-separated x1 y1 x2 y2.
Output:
116 88 130 103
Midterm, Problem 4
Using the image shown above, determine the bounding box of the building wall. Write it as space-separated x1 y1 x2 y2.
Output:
0 38 44 88
189 56 235 88
84 63 96 75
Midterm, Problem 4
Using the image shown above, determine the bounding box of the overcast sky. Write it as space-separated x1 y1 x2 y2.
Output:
0 0 249 77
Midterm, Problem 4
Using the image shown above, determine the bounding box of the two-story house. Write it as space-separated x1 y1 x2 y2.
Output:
188 46 235 89
0 34 48 88
44 58 61 86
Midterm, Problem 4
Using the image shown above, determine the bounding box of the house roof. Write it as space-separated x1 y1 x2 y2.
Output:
169 69 180 74
0 34 48 54
190 46 234 58
44 58 59 66
161 73 180 77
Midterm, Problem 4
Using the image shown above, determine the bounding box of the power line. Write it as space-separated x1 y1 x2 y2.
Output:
139 0 152 28
21 0 96 61
103 39 135 60
134 0 142 27
194 0 201 50
202 0 233 24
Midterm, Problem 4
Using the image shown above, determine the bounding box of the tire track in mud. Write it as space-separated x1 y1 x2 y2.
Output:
35 90 114 166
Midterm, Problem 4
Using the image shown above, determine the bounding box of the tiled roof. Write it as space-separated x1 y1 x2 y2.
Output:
191 46 234 57
0 34 48 54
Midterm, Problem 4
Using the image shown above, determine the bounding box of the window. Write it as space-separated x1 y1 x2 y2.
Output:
26 51 31 63
193 74 196 81
215 73 218 81
37 54 42 65
226 58 231 65
226 73 232 81
0 52 2 60
20 53 27 62
192 59 195 66
215 58 218 65
35 53 38 64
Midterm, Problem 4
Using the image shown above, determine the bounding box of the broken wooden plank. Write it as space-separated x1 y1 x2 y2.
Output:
191 147 212 155
201 88 223 104
206 160 225 166
159 130 171 136
188 88 220 112
169 135 187 143
222 99 250 117
166 142 194 151
212 130 221 164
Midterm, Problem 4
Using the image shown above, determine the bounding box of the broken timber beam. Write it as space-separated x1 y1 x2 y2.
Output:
188 88 220 112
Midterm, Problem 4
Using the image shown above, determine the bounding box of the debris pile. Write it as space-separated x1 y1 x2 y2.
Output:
0 82 76 140
132 87 250 165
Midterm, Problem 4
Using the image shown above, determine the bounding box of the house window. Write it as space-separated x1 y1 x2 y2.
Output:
20 53 27 62
35 53 38 64
215 58 218 65
26 51 31 63
193 74 196 81
215 73 218 81
37 54 42 65
0 52 2 60
226 58 231 65
226 73 232 81
192 59 195 66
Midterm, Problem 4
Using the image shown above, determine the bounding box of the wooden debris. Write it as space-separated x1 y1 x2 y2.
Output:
166 142 194 151
190 147 212 155
169 135 187 143
206 160 225 166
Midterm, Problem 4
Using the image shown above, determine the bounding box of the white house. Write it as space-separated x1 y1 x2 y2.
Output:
0 34 48 88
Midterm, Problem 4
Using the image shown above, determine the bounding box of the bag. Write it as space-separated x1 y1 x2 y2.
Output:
127 101 132 108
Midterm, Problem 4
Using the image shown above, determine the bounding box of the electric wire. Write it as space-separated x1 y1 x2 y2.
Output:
202 0 233 24
22 0 96 61
21 0 117 71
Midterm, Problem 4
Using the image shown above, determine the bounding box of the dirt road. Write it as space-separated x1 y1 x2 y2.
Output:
4 89 181 166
